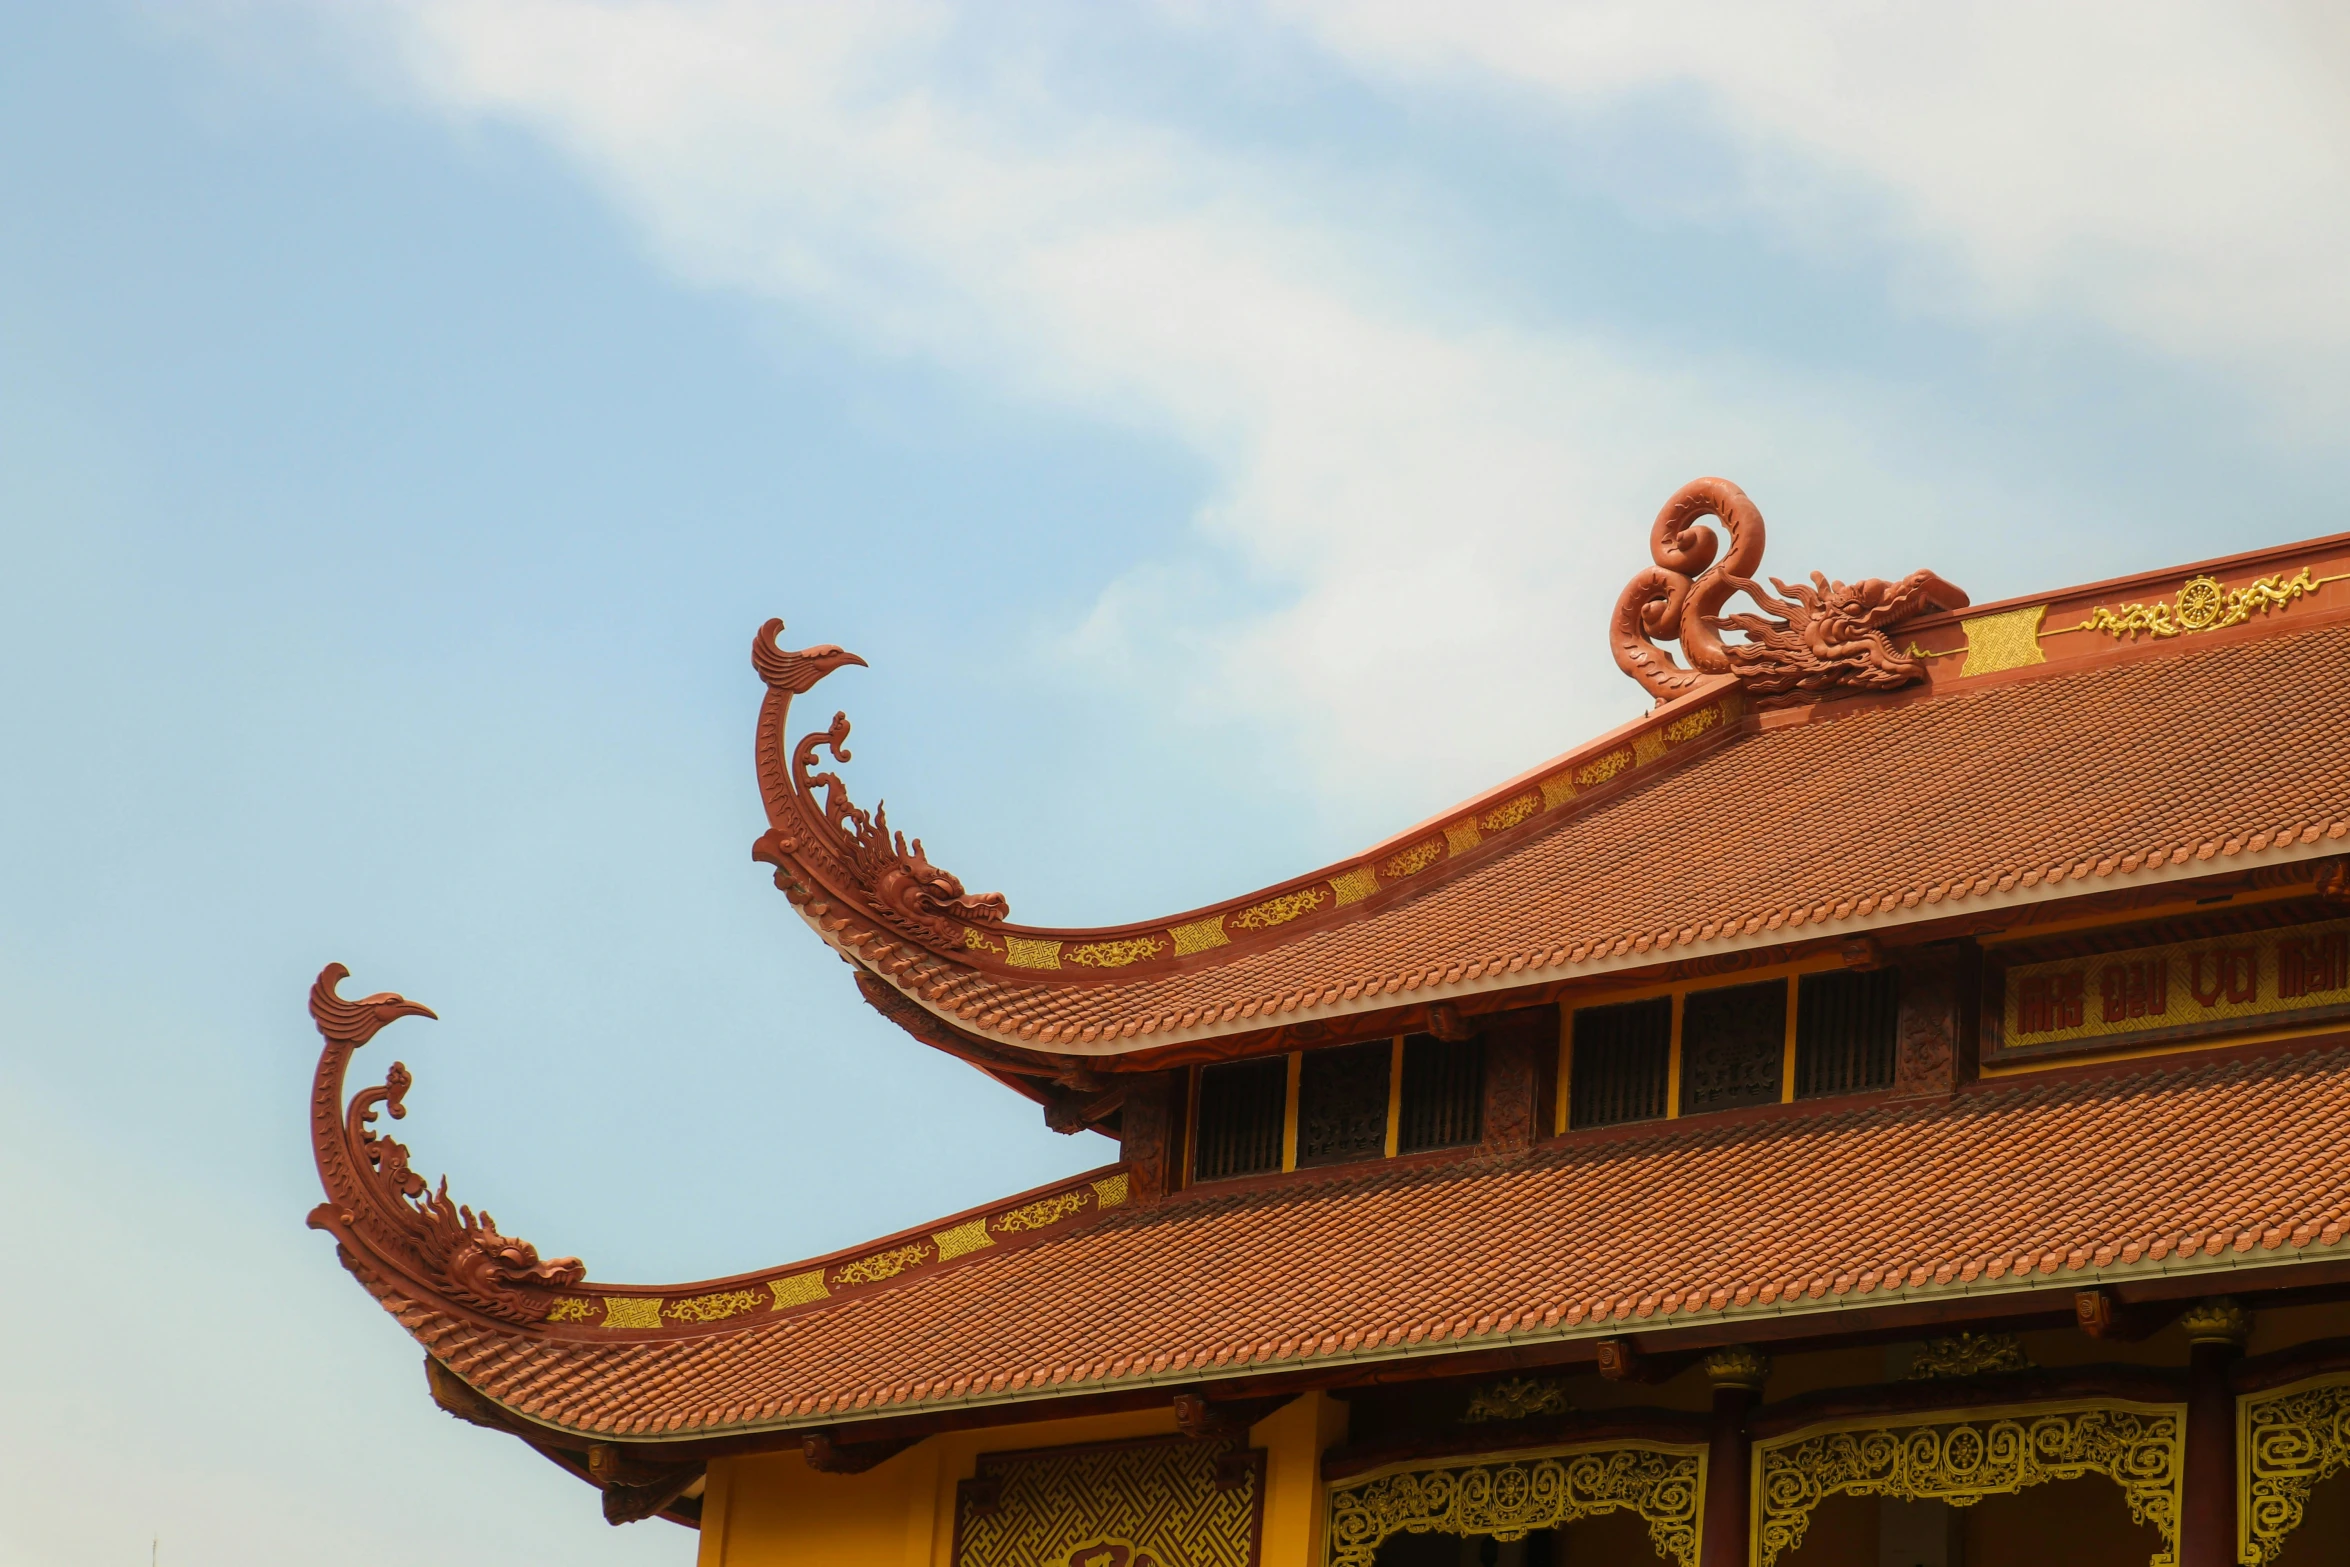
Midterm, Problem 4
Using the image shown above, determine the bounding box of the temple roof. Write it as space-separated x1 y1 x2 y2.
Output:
349 1040 2350 1443
754 507 2350 1074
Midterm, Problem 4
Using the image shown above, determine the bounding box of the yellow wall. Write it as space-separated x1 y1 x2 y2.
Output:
700 1393 1347 1567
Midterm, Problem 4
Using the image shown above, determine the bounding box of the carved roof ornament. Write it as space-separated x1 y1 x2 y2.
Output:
1612 477 1969 706
750 618 1010 948
2179 1295 2253 1345
1903 1331 2031 1380
1462 1375 1575 1422
305 963 584 1324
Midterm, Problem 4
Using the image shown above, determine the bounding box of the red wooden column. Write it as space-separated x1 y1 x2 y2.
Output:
1701 1347 1768 1567
2179 1297 2251 1567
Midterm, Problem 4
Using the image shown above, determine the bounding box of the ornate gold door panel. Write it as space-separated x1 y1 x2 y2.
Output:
2239 1370 2350 1563
1323 1441 1706 1567
951 1435 1266 1567
1752 1400 2184 1567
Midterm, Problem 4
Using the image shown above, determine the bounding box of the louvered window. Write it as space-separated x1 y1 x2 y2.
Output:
1569 997 1671 1128
1796 967 1901 1097
1679 979 1787 1114
1296 1041 1392 1166
1191 1058 1285 1181
1397 1034 1482 1152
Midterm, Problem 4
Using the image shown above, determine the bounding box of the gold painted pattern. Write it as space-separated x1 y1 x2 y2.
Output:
1170 915 1230 957
1755 1403 2182 1567
1065 937 1166 969
2241 1372 2350 1563
666 1289 761 1324
544 1297 597 1324
933 1219 996 1259
1663 701 1725 744
1478 791 1542 833
954 1436 1260 1567
1537 772 1578 810
769 1270 829 1309
1330 865 1382 906
1576 747 1634 788
1003 936 1063 970
833 1242 932 1286
1633 728 1668 765
1959 604 2048 676
1380 838 1446 879
1328 1444 1703 1567
600 1297 666 1330
996 1191 1089 1233
1230 887 1329 931
1091 1173 1129 1208
1443 821 1482 857
963 926 1005 955
2000 915 2350 1053
2076 567 2325 642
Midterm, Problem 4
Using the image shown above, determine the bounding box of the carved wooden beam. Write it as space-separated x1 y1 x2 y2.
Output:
1323 1407 1711 1484
1171 1391 1287 1440
1748 1364 2186 1441
1596 1338 1702 1385
587 1444 704 1526
800 1431 918 1474
2074 1286 2181 1343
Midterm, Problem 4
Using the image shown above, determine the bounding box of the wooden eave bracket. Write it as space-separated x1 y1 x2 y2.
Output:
2073 1285 2184 1343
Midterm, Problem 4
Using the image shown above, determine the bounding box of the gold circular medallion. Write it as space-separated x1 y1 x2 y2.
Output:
2176 575 2225 631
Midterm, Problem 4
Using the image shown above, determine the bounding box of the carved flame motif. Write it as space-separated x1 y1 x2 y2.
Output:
1612 478 1967 705
751 617 1009 944
306 964 584 1324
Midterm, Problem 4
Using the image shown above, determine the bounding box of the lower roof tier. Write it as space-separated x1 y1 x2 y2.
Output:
372 1035 2350 1443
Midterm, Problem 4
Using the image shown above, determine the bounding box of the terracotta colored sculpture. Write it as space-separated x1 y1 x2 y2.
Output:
752 618 1009 944
1612 477 1966 704
305 963 583 1324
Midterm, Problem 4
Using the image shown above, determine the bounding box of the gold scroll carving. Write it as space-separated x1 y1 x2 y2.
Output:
2240 1371 2350 1564
1754 1402 2183 1567
1462 1376 1575 1423
953 1436 1261 1567
1326 1443 1705 1567
2075 569 2326 643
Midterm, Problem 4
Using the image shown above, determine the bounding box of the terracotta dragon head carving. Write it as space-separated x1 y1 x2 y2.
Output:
751 617 1009 946
1611 477 1967 705
306 963 583 1325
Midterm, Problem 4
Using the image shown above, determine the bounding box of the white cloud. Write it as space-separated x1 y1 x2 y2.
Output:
1277 0 2350 381
290 0 2346 828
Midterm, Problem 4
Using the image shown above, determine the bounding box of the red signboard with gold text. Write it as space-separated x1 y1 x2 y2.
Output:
1985 913 2350 1062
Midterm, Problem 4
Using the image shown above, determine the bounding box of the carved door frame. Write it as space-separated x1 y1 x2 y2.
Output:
1322 1439 1708 1567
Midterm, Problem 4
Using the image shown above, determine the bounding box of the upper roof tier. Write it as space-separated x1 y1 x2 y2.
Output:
751 478 2350 1063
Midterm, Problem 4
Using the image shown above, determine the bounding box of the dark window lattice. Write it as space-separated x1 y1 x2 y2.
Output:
1296 1040 1392 1166
1569 996 1671 1129
1679 979 1787 1114
1192 1057 1286 1181
1398 1034 1483 1152
1795 967 1901 1098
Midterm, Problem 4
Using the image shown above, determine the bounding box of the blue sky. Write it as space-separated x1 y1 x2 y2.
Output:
3 4 2345 1562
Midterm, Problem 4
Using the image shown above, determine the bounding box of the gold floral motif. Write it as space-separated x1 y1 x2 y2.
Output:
933 1218 996 1259
1091 1173 1129 1208
1576 747 1635 788
2076 568 2324 642
1066 937 1166 969
1462 1376 1574 1422
832 1242 932 1286
2179 1296 2251 1345
1231 887 1329 931
996 1190 1090 1233
1905 1332 2031 1379
1327 1444 1704 1567
600 1296 666 1330
1704 1346 1770 1390
2241 1373 2350 1563
964 926 1005 955
665 1289 761 1324
1478 791 1542 833
1380 838 1447 879
769 1270 829 1309
1170 915 1230 956
1330 865 1382 906
1663 702 1725 744
544 1297 597 1323
1755 1403 2183 1567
